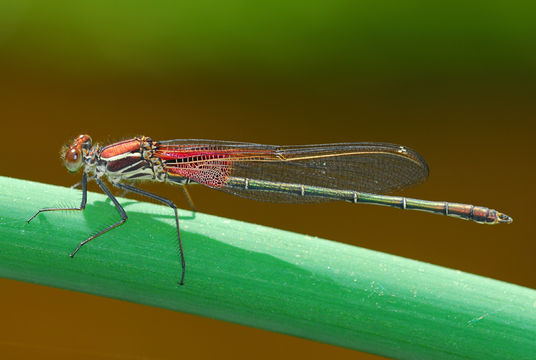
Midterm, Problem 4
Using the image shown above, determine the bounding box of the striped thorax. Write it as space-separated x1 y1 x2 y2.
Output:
63 135 166 183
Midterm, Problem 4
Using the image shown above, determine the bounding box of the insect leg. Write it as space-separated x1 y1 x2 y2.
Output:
70 178 127 257
113 182 185 286
27 172 89 223
70 174 95 189
182 185 197 213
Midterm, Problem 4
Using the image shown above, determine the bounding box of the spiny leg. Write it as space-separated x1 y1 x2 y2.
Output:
114 182 186 286
70 174 95 190
70 178 127 257
182 185 197 213
27 172 89 223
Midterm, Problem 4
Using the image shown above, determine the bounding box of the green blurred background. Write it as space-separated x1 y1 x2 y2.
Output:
0 1 534 359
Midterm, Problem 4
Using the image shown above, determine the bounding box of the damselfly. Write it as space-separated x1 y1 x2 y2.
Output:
28 135 512 285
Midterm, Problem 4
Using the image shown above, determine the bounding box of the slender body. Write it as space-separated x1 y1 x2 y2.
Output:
28 135 512 285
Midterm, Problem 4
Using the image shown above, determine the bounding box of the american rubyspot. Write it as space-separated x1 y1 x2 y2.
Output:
28 135 513 285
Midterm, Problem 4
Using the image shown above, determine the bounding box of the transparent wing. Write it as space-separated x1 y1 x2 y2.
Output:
155 140 429 203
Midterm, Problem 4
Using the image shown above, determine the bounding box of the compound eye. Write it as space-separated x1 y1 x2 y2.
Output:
64 146 83 172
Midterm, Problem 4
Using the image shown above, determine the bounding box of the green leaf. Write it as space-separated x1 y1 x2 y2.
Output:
0 176 534 359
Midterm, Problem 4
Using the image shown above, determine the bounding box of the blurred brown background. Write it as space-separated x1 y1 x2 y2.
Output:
0 1 534 359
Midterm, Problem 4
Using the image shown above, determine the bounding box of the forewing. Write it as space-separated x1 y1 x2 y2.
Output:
156 140 429 203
